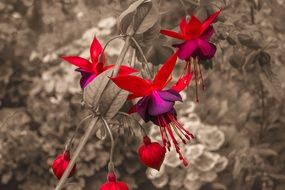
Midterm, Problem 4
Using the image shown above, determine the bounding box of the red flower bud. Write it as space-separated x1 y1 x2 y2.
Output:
138 136 166 171
100 172 129 190
51 151 76 180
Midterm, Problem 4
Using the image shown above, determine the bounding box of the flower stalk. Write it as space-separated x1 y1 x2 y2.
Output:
100 116 116 172
55 117 98 190
54 35 132 190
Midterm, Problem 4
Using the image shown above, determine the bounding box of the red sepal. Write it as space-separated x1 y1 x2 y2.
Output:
185 15 202 38
111 75 152 97
201 9 222 34
153 52 178 90
90 37 105 64
171 73 192 92
62 56 93 72
160 29 185 40
118 65 137 75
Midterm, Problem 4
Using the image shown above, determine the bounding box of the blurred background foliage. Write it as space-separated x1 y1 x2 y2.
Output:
0 0 285 189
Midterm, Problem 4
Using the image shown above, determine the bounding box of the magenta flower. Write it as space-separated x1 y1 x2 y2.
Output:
111 52 194 166
160 9 222 61
160 10 222 102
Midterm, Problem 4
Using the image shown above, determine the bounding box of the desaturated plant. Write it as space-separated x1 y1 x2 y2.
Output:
51 0 223 189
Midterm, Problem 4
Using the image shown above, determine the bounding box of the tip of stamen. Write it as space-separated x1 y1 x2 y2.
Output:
183 159 189 167
185 135 191 140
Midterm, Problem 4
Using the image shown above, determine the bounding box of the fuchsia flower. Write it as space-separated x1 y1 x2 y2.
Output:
160 9 222 61
160 10 222 102
100 172 129 190
138 136 166 171
62 37 136 88
51 151 76 180
111 52 194 166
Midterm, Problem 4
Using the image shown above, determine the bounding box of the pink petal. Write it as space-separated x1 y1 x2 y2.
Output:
197 39 216 59
177 40 198 60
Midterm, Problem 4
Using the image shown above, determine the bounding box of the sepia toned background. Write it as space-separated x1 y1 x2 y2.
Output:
0 0 285 189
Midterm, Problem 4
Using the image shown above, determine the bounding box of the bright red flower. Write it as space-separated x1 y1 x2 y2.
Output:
62 37 136 88
160 10 222 102
160 9 221 60
138 136 166 171
111 52 193 166
100 172 129 190
51 151 76 180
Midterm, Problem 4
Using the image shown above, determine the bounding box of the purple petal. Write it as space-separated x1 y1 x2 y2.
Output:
201 26 214 40
177 40 198 60
197 39 217 60
76 69 97 89
157 90 182 102
137 96 151 122
148 91 174 116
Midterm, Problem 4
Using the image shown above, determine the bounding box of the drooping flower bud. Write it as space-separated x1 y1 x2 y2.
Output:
100 172 129 190
51 151 76 180
138 136 166 171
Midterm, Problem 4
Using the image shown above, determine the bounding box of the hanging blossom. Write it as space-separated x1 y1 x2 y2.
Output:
138 136 166 171
160 9 222 101
51 151 76 180
100 172 129 190
111 52 194 166
62 37 136 88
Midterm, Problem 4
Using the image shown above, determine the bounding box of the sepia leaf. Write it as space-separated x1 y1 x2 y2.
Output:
83 69 113 108
117 0 145 34
117 0 159 35
256 148 278 157
259 73 283 102
98 81 129 119
133 0 160 34
136 34 174 65
83 68 129 119
184 0 200 6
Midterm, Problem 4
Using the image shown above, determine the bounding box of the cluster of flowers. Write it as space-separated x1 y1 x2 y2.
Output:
52 9 222 189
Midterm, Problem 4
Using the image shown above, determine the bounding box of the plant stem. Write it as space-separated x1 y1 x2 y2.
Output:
130 36 152 78
67 114 93 150
250 5 255 24
100 116 115 172
112 36 131 77
130 49 136 68
102 35 126 57
55 117 98 190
